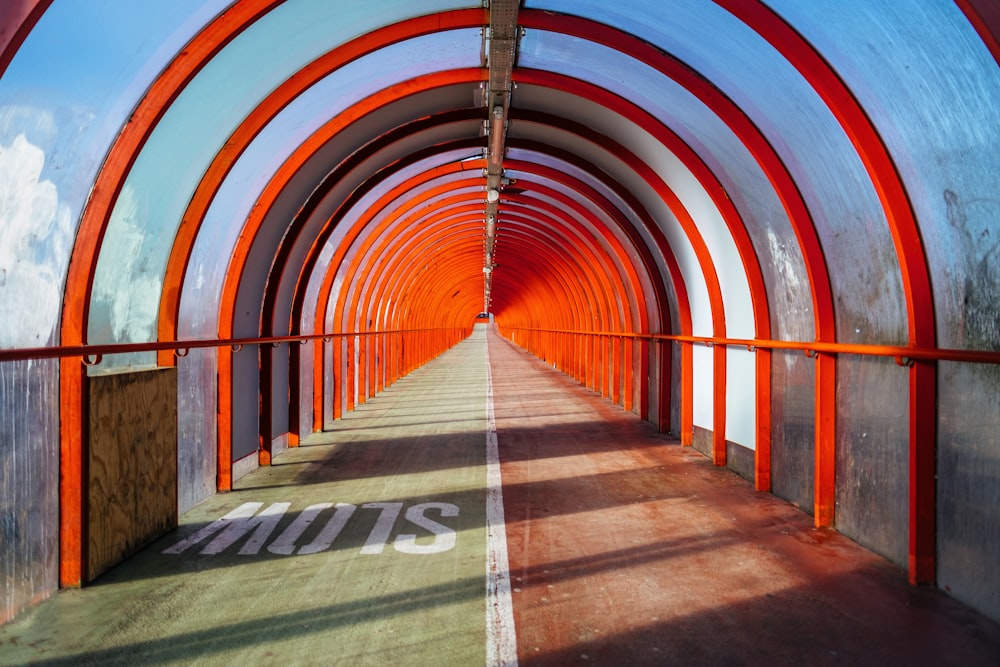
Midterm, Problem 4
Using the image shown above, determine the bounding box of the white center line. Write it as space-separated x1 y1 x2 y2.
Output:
485 331 518 667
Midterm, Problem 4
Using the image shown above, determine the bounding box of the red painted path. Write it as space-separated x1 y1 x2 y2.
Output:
488 330 1000 666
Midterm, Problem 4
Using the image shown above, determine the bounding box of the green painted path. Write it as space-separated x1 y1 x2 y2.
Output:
0 328 503 666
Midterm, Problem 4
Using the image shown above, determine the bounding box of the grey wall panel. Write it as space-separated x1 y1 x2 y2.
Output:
176 349 217 514
324 339 336 430
834 356 908 567
692 425 712 459
0 360 59 624
298 342 315 440
727 441 755 483
670 341 681 438
770 351 815 513
938 362 1000 623
232 346 260 462
270 344 289 439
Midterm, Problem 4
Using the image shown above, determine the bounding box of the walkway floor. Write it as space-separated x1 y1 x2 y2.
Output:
2 327 999 665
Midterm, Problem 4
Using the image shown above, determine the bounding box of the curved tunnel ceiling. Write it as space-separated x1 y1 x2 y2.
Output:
0 0 993 359
1 0 1000 609
0 0 996 473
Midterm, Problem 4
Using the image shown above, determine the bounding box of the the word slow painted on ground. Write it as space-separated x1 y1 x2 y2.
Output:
163 501 459 556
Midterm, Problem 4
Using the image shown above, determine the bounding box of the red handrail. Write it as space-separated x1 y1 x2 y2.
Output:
0 328 468 364
502 327 1000 366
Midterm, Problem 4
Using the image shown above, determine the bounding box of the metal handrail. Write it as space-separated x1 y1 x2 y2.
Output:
6 326 996 367
501 327 1000 366
0 327 468 364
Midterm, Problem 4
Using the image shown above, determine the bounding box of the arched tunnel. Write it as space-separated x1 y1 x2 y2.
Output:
1 1 999 661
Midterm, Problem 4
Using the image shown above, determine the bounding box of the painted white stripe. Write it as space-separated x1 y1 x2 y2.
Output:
298 503 357 555
360 502 404 555
485 333 519 667
268 503 333 555
162 502 262 554
395 502 459 554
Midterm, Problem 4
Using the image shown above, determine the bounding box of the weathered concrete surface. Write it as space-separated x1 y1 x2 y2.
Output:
488 333 1000 666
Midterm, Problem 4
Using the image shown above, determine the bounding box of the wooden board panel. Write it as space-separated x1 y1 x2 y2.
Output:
88 367 177 581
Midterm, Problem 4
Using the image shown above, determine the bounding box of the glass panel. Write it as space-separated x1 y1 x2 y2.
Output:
0 1 229 350
726 347 756 449
768 1 1000 351
522 1 906 347
91 12 480 367
174 33 483 340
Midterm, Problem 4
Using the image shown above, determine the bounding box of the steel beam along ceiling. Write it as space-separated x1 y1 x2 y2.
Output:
1 0 999 627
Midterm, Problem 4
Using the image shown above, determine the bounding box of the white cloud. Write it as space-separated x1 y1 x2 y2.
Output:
91 183 162 342
0 133 73 347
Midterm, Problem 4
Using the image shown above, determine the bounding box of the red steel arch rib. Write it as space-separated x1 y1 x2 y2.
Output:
718 0 938 583
520 9 836 495
510 72 738 470
306 139 635 418
0 0 53 79
276 191 484 441
497 205 635 405
56 0 285 587
158 9 487 359
335 211 486 406
358 222 486 395
315 146 655 417
330 180 624 410
491 231 604 343
308 158 488 421
212 72 484 479
504 143 692 435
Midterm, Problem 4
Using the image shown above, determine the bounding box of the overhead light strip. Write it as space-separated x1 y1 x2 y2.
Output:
483 0 520 312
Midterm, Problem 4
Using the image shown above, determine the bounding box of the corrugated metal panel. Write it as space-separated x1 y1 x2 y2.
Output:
0 360 59 623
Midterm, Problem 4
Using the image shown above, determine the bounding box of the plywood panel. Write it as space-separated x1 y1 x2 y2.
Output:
88 367 177 581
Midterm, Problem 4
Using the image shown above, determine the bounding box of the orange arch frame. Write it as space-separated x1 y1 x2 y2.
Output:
51 0 948 591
